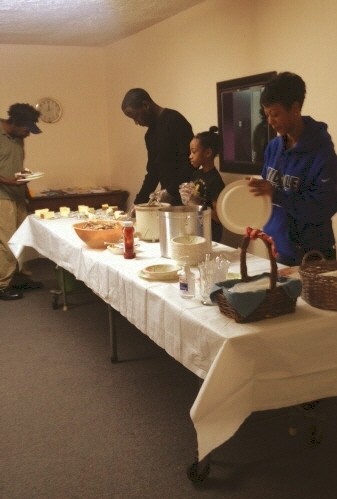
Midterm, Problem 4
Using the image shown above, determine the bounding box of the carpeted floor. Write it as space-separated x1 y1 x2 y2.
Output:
1 258 337 499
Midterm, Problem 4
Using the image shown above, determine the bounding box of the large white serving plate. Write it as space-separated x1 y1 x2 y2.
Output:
216 179 272 234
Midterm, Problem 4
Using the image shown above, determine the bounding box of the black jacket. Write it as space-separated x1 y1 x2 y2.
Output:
134 108 194 205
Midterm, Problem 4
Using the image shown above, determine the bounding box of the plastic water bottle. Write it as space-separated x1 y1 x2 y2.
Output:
178 262 195 299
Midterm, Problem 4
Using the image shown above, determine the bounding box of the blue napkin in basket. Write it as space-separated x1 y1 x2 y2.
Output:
210 273 302 319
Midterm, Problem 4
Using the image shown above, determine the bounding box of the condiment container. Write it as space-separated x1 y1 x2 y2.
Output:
123 221 135 259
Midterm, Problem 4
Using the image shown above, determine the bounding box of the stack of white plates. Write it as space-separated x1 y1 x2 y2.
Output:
170 235 207 265
15 171 45 183
139 264 181 281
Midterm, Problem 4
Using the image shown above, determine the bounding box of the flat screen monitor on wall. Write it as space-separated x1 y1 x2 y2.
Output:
217 71 277 174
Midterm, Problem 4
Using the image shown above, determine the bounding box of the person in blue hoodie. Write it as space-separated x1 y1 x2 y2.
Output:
248 72 337 266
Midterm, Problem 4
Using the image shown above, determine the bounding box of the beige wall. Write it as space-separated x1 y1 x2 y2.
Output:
105 0 256 202
1 0 337 210
105 0 337 204
0 45 110 193
253 0 337 142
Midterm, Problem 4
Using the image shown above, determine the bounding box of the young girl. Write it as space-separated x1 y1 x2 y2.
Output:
179 126 225 242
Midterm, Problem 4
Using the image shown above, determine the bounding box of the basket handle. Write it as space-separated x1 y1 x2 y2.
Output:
240 228 278 290
301 250 326 265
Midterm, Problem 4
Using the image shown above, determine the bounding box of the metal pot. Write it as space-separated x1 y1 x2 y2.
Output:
135 203 170 241
158 206 212 258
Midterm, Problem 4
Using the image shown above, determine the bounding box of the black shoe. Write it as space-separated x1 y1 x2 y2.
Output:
0 287 23 300
12 278 43 291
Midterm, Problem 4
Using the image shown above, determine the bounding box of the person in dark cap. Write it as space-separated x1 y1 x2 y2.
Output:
0 103 43 300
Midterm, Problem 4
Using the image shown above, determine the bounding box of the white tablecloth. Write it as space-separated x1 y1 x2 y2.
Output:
9 215 337 460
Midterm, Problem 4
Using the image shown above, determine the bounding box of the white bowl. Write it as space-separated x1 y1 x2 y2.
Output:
170 235 208 265
106 244 124 255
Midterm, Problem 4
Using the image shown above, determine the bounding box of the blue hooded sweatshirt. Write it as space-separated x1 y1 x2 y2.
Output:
262 116 337 264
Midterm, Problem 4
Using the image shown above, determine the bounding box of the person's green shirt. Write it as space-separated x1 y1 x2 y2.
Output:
0 120 26 202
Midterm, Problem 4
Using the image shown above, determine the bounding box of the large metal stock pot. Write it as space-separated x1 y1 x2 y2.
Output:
158 205 212 258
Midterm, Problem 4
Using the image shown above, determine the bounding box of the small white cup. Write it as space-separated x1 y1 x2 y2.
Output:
59 206 70 217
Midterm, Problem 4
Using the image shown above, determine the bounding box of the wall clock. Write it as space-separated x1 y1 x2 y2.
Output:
35 97 63 124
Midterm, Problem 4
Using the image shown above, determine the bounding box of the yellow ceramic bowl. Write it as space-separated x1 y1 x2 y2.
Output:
73 220 123 249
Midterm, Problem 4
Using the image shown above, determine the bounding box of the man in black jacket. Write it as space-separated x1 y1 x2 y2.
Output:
121 88 194 205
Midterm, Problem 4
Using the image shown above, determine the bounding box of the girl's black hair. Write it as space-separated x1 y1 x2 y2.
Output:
195 126 219 156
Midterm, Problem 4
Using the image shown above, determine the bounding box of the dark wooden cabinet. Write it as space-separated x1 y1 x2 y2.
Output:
27 189 129 213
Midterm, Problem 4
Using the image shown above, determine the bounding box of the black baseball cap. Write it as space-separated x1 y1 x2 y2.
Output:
22 121 42 134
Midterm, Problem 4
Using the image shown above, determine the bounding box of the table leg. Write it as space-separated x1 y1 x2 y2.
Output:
186 376 211 482
108 306 118 363
287 400 324 447
50 289 62 310
59 266 68 311
50 266 68 311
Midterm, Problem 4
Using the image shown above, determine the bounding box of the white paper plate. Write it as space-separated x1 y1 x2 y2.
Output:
216 179 272 234
16 171 44 177
106 245 124 255
25 173 44 178
17 173 44 182
107 243 141 255
141 264 181 280
138 269 180 281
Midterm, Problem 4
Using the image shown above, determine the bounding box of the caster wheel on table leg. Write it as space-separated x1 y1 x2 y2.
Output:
288 426 298 436
50 290 62 310
187 461 210 482
309 424 323 447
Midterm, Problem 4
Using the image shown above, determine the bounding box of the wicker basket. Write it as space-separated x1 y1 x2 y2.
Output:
214 233 300 323
299 251 337 310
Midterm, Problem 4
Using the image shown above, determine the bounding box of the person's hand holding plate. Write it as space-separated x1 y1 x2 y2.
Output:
216 179 272 234
248 177 273 197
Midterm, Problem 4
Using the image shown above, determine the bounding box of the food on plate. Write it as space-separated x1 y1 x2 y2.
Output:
40 211 55 219
78 204 89 213
78 220 121 230
179 180 206 205
15 168 33 179
35 208 50 217
73 219 123 248
59 206 71 217
34 208 55 219
21 168 32 174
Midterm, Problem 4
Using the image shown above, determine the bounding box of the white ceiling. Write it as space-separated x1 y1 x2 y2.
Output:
0 0 204 47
